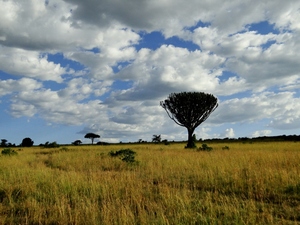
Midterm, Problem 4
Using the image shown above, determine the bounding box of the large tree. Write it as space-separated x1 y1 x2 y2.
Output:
84 133 100 144
160 92 218 148
21 137 34 147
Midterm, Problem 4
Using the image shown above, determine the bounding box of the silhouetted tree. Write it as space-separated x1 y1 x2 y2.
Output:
44 141 60 148
160 92 218 148
21 137 34 147
1 139 8 147
84 133 100 144
152 135 161 143
72 140 82 145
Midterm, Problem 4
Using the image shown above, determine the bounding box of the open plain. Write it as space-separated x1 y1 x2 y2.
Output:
0 142 300 224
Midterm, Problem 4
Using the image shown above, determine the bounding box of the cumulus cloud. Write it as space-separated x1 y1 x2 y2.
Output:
0 47 67 82
252 130 272 137
211 92 300 131
1 0 300 143
0 78 42 97
9 78 112 123
224 128 235 138
109 45 224 102
62 0 300 36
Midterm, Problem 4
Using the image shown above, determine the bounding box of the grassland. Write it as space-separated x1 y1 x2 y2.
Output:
0 142 300 224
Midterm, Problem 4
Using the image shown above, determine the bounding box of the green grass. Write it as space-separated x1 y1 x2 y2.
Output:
0 142 299 224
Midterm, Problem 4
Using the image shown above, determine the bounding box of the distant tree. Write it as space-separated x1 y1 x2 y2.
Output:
97 141 109 145
21 137 34 147
1 139 8 147
43 141 60 148
7 143 14 147
84 133 100 144
152 135 161 143
162 139 170 145
72 140 82 145
160 92 218 148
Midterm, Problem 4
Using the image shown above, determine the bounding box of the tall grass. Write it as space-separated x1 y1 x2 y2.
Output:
0 142 299 224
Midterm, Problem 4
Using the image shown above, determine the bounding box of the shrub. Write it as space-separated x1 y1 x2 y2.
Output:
72 140 82 145
162 139 170 145
97 141 109 145
1 148 18 156
109 149 137 163
198 143 213 151
285 183 300 195
44 142 60 148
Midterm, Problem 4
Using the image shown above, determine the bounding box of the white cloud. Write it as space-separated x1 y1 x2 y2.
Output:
110 45 224 102
224 128 235 138
186 27 300 92
252 130 272 137
0 47 67 82
62 0 300 36
9 78 112 125
0 78 42 97
211 92 300 131
1 0 300 143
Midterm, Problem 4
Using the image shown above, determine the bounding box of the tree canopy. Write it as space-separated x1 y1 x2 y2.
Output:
160 92 218 148
84 133 100 144
152 135 161 143
21 137 34 147
72 140 82 145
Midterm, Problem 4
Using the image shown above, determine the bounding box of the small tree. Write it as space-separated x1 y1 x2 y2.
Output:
72 140 82 145
44 141 60 148
84 133 100 144
160 92 218 148
1 139 8 147
21 137 34 147
152 135 161 143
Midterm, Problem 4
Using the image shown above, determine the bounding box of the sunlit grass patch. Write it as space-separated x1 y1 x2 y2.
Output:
0 142 299 224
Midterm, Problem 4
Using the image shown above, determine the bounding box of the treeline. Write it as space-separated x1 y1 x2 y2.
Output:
1 137 34 147
2 134 300 148
202 135 300 143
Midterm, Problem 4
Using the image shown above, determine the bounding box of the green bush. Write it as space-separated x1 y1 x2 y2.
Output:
44 142 60 148
162 139 170 145
1 148 18 156
222 146 230 150
109 149 137 163
198 143 213 151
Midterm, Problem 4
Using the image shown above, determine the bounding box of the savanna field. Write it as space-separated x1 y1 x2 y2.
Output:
0 142 300 225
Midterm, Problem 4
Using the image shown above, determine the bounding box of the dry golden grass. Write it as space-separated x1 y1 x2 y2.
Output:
0 142 300 224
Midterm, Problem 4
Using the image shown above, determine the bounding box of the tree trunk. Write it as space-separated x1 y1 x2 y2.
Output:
186 128 196 148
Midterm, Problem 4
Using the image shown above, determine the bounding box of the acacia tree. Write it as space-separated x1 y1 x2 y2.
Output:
160 92 218 148
84 133 100 144
152 135 161 143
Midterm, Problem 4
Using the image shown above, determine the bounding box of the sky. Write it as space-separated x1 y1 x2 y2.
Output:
1 0 300 145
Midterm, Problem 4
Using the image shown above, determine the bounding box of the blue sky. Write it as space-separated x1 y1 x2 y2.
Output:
1 0 300 145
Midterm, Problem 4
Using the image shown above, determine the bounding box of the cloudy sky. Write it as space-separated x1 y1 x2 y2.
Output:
1 0 300 145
